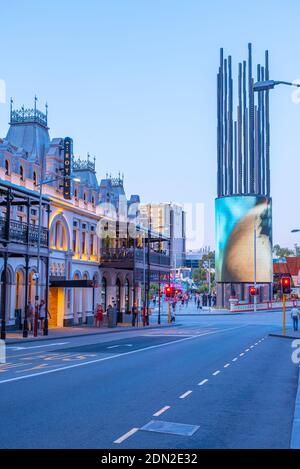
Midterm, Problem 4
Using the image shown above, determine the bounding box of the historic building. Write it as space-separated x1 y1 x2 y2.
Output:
0 99 171 330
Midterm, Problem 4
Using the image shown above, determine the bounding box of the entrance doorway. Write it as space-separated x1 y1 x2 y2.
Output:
48 287 64 327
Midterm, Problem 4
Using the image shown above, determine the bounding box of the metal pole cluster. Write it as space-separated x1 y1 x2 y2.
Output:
217 43 270 197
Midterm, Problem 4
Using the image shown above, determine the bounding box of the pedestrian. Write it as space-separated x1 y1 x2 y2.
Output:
132 301 138 327
197 297 202 309
291 307 300 331
95 304 104 327
208 293 212 307
39 299 49 330
26 301 34 332
106 304 113 328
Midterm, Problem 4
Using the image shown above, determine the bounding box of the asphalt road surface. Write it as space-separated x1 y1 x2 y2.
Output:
0 310 298 448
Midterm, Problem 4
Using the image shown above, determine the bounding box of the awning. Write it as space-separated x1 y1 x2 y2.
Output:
50 279 95 288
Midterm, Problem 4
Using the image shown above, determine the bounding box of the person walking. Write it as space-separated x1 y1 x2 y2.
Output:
95 304 104 327
39 300 49 330
26 301 34 332
197 297 202 310
132 301 138 327
106 304 113 328
291 307 300 331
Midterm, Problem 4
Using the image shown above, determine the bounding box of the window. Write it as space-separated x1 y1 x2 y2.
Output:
92 196 95 206
73 221 78 227
73 229 77 253
33 171 37 186
18 216 23 223
31 209 37 216
74 189 78 200
90 234 94 256
83 192 87 203
5 160 10 176
20 165 24 181
82 232 86 254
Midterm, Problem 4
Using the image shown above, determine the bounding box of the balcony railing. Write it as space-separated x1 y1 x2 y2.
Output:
100 247 170 267
0 218 48 247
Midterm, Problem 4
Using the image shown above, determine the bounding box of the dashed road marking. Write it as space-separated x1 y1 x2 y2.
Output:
224 363 230 368
232 358 238 362
114 428 139 444
198 379 208 386
180 390 193 399
240 353 244 357
245 349 250 352
153 406 170 417
212 370 221 376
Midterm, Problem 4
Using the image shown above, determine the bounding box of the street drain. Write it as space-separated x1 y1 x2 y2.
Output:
140 420 199 436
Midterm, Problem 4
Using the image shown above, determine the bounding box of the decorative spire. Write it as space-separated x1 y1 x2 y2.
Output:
45 102 48 123
34 95 37 116
10 98 13 120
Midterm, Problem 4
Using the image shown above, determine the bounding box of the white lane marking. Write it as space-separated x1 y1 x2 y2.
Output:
7 342 69 351
107 344 133 349
240 353 244 357
198 379 208 386
245 349 250 352
250 345 254 349
254 343 258 346
180 390 193 399
114 428 139 444
0 325 247 385
224 363 230 368
212 370 220 376
153 406 170 417
232 358 238 362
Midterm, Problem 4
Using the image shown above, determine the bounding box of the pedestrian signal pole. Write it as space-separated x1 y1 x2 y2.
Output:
282 294 286 336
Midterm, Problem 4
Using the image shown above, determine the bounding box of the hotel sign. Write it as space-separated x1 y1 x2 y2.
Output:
63 137 73 199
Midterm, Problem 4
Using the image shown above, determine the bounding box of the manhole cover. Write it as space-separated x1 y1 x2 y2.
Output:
140 420 199 436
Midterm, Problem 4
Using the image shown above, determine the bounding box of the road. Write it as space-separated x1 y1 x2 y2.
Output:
0 309 298 448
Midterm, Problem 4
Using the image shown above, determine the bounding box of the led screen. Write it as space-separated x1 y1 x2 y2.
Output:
215 195 273 283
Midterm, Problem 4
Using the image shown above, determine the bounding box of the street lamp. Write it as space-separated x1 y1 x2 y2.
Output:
32 174 80 337
254 80 300 92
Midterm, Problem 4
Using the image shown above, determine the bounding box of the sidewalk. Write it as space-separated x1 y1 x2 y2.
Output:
5 321 177 345
269 328 300 340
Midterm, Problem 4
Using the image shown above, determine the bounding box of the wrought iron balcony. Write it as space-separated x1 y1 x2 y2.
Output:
0 218 48 247
100 247 170 268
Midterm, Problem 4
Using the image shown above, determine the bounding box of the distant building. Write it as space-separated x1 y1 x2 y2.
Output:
139 202 186 269
185 247 210 269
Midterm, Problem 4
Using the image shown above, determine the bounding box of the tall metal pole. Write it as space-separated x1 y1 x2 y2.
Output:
243 60 248 194
220 48 224 196
248 43 255 194
34 166 44 337
265 50 271 196
238 62 243 194
228 56 233 195
224 57 228 195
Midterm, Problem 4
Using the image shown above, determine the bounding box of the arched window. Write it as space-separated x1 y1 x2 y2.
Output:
33 171 38 186
125 279 130 313
116 278 121 323
101 277 107 311
83 192 87 203
74 189 78 200
5 160 10 176
92 196 95 206
20 165 24 181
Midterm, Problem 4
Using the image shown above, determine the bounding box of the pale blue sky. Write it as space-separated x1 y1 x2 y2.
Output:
0 0 300 249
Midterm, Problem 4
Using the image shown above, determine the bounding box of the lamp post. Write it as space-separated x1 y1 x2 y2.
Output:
33 174 80 337
254 218 257 312
253 80 300 92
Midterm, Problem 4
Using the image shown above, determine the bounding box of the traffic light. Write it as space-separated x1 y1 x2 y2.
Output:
281 276 291 294
249 286 258 296
165 285 173 298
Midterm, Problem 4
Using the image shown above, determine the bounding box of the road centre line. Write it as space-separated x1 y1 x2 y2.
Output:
180 390 193 399
232 358 238 362
114 428 139 444
0 325 247 385
212 370 221 376
153 406 170 417
224 363 230 368
198 379 208 386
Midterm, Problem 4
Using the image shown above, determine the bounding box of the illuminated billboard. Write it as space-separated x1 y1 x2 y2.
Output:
215 195 272 283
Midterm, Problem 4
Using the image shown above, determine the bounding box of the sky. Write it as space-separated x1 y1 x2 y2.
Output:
0 0 300 250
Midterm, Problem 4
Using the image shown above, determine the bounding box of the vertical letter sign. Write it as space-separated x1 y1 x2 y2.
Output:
63 137 73 199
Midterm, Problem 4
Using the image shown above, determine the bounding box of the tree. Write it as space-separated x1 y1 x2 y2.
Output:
273 244 294 258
